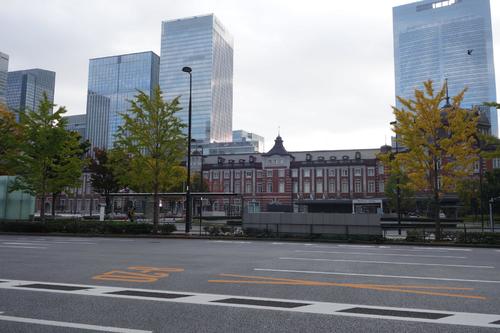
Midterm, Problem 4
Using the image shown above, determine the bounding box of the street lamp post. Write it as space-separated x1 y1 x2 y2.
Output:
182 66 193 234
390 121 402 235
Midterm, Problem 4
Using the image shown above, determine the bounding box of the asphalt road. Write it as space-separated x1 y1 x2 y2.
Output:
1 235 500 332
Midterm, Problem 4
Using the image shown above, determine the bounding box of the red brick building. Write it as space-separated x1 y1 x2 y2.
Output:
199 135 388 213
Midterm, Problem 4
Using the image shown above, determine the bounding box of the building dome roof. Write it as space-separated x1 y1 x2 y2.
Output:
263 135 291 157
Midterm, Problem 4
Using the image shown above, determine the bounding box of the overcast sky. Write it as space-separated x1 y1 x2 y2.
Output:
2 0 499 151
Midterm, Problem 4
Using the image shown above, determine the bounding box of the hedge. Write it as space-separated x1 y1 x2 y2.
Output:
0 220 176 235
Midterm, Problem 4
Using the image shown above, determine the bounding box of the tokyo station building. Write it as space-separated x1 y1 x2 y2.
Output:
194 135 388 214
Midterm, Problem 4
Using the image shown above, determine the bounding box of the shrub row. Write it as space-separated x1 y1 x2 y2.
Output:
456 232 500 245
0 220 176 235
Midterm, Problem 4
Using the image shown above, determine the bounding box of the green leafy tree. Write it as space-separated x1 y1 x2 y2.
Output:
191 173 209 192
49 133 90 217
384 172 415 215
114 86 186 231
456 178 480 218
0 104 22 175
8 94 84 222
89 148 121 215
383 80 479 240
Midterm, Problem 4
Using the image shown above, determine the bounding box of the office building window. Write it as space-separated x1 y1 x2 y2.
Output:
368 181 375 193
316 180 323 193
328 180 335 193
304 180 310 193
354 179 362 193
494 158 500 169
341 179 348 193
279 180 285 193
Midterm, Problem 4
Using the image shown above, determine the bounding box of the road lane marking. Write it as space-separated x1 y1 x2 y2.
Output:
3 242 49 245
208 241 252 244
279 257 494 269
5 240 97 245
208 274 483 300
93 267 184 283
411 247 472 252
0 245 47 249
294 250 467 259
0 278 498 329
254 268 500 284
270 242 314 246
0 314 151 333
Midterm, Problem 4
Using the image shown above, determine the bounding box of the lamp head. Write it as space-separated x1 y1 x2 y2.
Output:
182 66 192 73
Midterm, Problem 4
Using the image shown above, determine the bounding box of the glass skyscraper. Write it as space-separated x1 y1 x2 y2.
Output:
393 0 497 136
159 14 234 143
6 68 55 114
86 51 160 150
0 52 8 106
64 114 87 141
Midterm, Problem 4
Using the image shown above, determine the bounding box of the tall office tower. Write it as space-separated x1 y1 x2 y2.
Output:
0 52 8 105
86 51 159 150
63 114 87 141
6 68 55 113
233 130 265 152
160 14 234 143
85 92 110 154
393 0 497 136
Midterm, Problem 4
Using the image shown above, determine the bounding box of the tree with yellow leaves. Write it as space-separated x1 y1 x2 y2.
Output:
385 80 479 240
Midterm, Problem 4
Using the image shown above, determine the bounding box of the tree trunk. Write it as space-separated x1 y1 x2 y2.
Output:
105 193 111 216
153 183 159 233
433 158 441 241
434 191 441 241
40 193 46 223
51 193 56 218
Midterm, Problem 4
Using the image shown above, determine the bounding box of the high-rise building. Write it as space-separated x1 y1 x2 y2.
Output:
160 14 234 143
393 0 497 135
63 114 87 141
86 51 159 150
0 52 8 105
6 68 55 114
233 130 265 153
85 92 110 153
